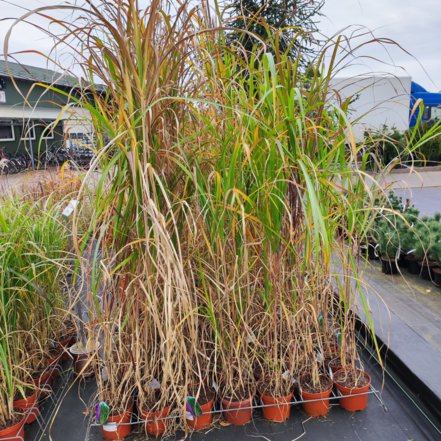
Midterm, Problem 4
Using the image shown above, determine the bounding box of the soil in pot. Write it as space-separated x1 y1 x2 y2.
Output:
299 374 333 417
14 389 40 423
186 386 215 431
0 415 25 441
221 385 254 426
258 382 293 423
334 369 371 412
327 354 351 374
380 256 398 275
101 403 134 441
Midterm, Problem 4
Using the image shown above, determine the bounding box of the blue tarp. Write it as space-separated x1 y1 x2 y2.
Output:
410 81 441 126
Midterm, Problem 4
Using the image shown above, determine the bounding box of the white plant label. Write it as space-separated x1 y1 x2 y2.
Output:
62 199 79 217
246 334 256 344
328 367 334 381
185 411 194 421
212 381 219 393
101 367 108 382
103 422 117 432
316 351 324 363
282 370 291 382
149 378 161 390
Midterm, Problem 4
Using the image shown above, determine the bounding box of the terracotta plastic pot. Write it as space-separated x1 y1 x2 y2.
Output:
221 396 253 426
33 367 56 396
186 397 215 430
101 404 134 441
140 405 171 436
0 416 25 441
58 335 75 361
334 369 371 412
14 390 40 423
260 391 293 423
47 351 62 367
300 387 332 417
73 353 94 378
69 342 99 378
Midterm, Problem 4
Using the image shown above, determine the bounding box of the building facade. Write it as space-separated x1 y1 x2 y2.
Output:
0 61 77 157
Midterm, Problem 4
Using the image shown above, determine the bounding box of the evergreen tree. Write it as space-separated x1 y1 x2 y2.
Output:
226 0 324 59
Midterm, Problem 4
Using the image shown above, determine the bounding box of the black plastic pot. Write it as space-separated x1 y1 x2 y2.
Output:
407 257 420 275
398 253 408 269
381 257 399 275
417 261 434 281
360 242 377 260
431 267 441 287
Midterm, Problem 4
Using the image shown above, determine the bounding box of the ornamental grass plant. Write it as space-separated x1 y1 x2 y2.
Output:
5 0 441 435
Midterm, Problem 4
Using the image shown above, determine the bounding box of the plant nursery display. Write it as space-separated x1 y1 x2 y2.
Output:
2 1 441 440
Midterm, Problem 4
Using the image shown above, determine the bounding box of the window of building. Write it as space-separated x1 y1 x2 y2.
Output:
20 124 36 141
40 122 55 140
0 120 14 141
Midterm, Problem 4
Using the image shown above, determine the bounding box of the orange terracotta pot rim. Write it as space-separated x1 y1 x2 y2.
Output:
298 374 333 396
140 403 172 419
14 390 38 406
196 396 215 408
221 396 253 409
0 415 25 436
333 368 371 392
107 402 134 419
259 390 294 403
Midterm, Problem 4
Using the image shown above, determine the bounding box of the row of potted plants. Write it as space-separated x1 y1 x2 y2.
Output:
364 192 441 285
12 1 441 440
0 189 77 441
94 364 371 440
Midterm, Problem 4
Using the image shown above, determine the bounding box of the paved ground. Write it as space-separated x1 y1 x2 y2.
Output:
356 168 441 424
376 167 441 189
357 260 441 388
0 169 57 194
394 187 441 216
0 167 99 197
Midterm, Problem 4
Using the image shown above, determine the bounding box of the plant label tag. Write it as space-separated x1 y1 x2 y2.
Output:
185 411 194 421
282 370 291 382
101 367 108 381
103 422 117 432
316 351 324 363
246 334 256 344
329 367 334 381
149 378 161 390
62 199 79 217
212 381 219 393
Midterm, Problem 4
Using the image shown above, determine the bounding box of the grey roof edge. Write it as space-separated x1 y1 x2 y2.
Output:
0 60 106 92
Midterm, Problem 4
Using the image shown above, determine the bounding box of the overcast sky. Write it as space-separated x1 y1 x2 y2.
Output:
320 0 441 90
1 0 440 91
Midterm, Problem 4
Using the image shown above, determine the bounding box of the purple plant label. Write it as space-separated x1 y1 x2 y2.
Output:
95 403 100 423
